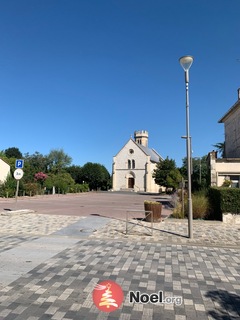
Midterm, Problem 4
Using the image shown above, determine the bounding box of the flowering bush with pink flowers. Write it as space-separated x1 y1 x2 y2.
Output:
34 172 48 183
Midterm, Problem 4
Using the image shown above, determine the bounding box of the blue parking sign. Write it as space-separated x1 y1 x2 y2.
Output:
15 159 24 169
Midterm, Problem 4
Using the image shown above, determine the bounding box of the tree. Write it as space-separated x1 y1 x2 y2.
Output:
23 152 48 183
180 155 209 191
153 157 182 191
24 152 48 172
5 147 22 159
66 165 82 184
34 172 48 189
0 174 16 197
213 142 225 157
80 162 110 190
45 172 75 194
47 149 72 173
0 150 5 157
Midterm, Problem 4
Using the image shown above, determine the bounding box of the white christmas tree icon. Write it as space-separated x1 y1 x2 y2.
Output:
98 283 118 308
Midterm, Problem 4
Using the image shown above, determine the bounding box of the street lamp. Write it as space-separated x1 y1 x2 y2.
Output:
181 135 193 175
179 55 194 239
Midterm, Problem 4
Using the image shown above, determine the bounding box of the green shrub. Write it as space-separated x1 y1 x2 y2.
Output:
68 183 89 193
208 187 240 220
45 172 75 194
24 182 39 196
191 194 209 219
173 192 210 219
172 202 185 219
0 175 16 198
221 179 232 187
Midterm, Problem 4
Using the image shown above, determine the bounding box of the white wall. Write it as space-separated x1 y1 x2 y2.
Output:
209 153 240 187
0 159 10 184
113 139 160 192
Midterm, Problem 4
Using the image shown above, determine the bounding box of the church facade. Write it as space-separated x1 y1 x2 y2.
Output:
112 130 163 193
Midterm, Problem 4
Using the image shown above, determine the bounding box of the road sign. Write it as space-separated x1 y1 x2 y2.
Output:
15 159 24 169
14 168 24 180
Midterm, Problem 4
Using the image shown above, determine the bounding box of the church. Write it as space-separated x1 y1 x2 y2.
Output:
112 130 163 193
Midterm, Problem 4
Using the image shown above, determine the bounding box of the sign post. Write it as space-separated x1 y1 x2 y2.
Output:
15 159 24 169
14 160 24 205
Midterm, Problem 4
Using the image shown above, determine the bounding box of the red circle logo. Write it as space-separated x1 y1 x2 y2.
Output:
92 280 124 312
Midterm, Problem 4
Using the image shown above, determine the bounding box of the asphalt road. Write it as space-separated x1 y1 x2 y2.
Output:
0 192 173 220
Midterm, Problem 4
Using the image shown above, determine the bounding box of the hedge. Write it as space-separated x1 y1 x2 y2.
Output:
208 187 240 220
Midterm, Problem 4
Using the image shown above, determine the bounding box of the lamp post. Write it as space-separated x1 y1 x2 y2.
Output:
179 55 193 239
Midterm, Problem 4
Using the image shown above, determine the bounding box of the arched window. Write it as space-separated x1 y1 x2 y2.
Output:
128 160 131 169
132 160 135 169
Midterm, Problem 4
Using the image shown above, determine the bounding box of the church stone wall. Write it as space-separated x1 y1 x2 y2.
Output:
112 139 161 192
113 140 148 191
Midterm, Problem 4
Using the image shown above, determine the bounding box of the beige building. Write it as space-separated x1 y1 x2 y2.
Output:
208 151 240 187
0 158 10 184
112 130 163 192
209 89 240 187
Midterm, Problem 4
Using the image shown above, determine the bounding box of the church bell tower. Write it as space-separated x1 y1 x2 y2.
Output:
134 130 149 147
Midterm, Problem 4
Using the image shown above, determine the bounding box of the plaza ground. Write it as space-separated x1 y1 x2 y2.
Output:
0 192 239 319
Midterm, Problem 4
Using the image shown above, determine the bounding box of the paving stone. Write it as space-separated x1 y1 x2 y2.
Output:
89 218 240 248
0 212 239 319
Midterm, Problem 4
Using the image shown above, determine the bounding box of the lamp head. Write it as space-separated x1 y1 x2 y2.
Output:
179 55 193 71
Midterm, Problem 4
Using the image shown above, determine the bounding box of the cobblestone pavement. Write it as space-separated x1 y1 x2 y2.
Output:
0 211 81 236
0 211 240 320
89 217 240 248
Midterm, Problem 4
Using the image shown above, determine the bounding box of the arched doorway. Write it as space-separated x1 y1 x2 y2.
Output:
126 172 135 189
128 177 134 188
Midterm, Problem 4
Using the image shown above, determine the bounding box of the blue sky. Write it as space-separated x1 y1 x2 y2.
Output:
0 0 239 173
